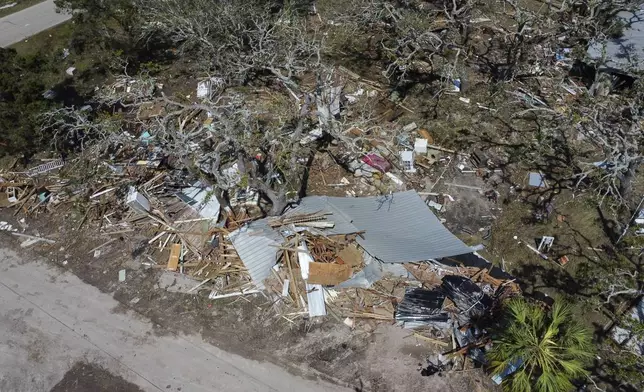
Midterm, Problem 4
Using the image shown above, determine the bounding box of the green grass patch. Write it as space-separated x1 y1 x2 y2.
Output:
10 21 74 57
9 22 74 87
0 0 45 18
488 191 610 292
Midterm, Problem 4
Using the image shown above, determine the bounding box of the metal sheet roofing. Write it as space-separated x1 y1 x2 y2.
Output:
306 283 327 317
528 172 546 188
287 191 472 263
587 7 644 71
227 218 283 290
337 254 414 289
178 181 221 219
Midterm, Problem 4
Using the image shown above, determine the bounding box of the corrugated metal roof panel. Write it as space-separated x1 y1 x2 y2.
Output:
290 191 472 263
306 283 327 317
286 196 359 234
228 218 283 289
178 181 221 219
588 7 644 71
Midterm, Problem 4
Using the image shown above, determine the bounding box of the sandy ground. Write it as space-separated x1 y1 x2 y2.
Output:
0 247 351 392
0 0 71 47
0 205 498 392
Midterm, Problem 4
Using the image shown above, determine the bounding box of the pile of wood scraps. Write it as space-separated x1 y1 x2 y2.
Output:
268 211 335 229
404 262 520 295
333 279 405 323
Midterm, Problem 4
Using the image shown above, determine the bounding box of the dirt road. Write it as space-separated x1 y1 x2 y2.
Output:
0 0 71 47
0 247 350 392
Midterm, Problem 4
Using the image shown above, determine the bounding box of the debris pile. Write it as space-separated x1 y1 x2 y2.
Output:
0 72 521 372
395 288 449 329
0 156 519 341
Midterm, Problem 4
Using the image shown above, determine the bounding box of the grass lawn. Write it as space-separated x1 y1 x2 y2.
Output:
489 191 609 283
10 20 113 96
10 21 74 56
0 0 45 18
485 189 615 330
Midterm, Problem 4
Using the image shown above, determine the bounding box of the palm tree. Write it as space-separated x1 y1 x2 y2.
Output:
487 297 594 392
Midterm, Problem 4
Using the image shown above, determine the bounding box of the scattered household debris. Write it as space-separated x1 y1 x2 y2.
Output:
196 77 224 99
0 83 527 375
492 357 524 384
395 288 449 329
415 138 428 154
26 159 64 177
401 151 416 173
11 232 56 244
452 79 462 92
0 3 17 10
126 187 150 213
528 172 547 188
362 153 391 173
178 182 221 219
635 209 644 225
537 236 555 253
612 298 644 356
0 221 17 232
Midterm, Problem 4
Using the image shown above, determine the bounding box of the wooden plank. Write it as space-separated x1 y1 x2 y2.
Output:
167 243 181 271
285 251 301 309
336 244 363 267
0 182 26 188
411 333 450 347
307 262 352 285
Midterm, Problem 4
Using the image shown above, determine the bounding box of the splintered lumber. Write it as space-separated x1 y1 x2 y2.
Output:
87 239 116 255
89 188 116 199
11 232 56 244
268 211 332 228
296 221 335 229
345 311 394 320
285 250 301 309
148 231 167 244
173 217 216 224
307 262 352 285
167 243 181 271
0 182 26 187
411 333 450 347
187 278 211 293
208 289 261 300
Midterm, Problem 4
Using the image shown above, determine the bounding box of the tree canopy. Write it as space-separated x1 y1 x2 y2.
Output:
0 48 56 157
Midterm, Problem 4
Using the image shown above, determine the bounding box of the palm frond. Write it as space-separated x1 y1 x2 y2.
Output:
488 298 594 392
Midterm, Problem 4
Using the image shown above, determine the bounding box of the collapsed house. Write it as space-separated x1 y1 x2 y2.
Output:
229 191 474 292
0 150 519 370
226 190 519 337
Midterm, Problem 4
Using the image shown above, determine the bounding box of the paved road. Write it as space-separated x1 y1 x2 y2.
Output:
0 0 71 47
0 247 349 392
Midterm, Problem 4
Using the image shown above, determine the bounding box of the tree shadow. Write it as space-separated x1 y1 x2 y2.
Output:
586 322 641 392
298 150 316 199
512 263 597 299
